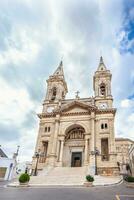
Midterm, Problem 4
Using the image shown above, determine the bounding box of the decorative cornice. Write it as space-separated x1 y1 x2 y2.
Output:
61 111 90 116
55 119 60 123
96 108 116 115
38 108 116 119
38 113 56 119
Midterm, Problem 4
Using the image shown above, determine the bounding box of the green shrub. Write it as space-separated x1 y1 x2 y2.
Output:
19 173 30 183
124 176 134 183
86 175 94 182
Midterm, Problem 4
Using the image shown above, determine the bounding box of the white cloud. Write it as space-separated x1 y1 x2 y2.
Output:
0 77 40 161
128 113 134 122
0 77 35 123
0 27 41 66
121 99 134 108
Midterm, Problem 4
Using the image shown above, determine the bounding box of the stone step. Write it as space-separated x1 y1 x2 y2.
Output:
30 166 87 186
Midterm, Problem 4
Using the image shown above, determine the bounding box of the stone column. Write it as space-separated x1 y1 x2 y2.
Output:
109 118 117 171
84 138 88 165
89 111 95 175
51 118 60 154
49 115 60 165
59 140 64 164
109 118 116 153
56 140 60 161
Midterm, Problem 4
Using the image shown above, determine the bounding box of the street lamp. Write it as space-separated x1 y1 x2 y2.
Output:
91 147 100 175
16 145 20 156
34 151 40 176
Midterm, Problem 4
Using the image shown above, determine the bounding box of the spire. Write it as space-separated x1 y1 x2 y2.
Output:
100 56 104 64
97 56 107 71
53 60 64 78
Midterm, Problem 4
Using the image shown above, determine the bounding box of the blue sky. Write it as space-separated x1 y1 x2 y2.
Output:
0 0 134 161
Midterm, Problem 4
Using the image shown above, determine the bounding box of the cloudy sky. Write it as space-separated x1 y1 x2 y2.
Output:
0 0 134 161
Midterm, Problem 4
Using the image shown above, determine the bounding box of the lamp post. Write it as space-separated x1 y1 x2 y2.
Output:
34 152 40 176
91 147 100 175
16 145 20 156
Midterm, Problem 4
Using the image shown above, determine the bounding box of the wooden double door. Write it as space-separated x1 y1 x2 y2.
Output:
71 152 82 167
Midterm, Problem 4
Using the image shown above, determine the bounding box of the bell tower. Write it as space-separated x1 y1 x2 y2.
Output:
93 57 113 108
45 61 68 102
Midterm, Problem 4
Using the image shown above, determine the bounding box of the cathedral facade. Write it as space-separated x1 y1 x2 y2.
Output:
32 57 119 175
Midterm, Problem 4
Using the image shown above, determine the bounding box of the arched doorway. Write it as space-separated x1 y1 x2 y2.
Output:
63 125 85 167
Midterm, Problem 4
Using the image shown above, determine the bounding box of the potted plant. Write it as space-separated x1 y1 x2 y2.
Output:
19 173 30 186
124 175 134 188
84 175 94 187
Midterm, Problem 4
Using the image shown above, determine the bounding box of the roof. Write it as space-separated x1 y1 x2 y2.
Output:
97 56 107 71
0 148 8 158
53 61 64 77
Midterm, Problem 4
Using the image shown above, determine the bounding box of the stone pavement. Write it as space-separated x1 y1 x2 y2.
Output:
1 183 134 200
115 195 134 200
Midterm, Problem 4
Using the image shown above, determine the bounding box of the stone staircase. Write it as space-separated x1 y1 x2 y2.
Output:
30 166 87 186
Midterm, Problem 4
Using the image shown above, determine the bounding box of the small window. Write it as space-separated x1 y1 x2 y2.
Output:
100 83 106 96
101 138 109 161
105 123 108 129
45 127 47 132
51 87 57 101
101 124 104 129
48 127 50 132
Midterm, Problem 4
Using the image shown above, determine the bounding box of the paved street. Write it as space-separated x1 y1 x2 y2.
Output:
0 183 134 200
0 180 9 187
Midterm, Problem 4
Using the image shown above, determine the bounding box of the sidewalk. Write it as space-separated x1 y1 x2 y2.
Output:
0 180 9 187
93 175 123 186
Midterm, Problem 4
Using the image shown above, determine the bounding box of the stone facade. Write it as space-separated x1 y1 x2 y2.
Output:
129 144 134 176
115 138 134 174
115 138 134 165
32 57 120 176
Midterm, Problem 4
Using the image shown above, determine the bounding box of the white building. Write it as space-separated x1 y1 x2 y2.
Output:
0 148 15 181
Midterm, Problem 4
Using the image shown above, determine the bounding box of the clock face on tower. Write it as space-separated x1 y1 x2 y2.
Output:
99 103 108 109
47 106 54 113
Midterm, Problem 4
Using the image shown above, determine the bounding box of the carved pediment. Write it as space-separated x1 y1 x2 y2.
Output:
60 100 96 113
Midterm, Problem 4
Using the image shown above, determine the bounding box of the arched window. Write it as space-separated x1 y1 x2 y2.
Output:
105 123 108 129
51 87 57 100
100 83 106 96
101 123 108 129
65 126 85 141
101 124 104 129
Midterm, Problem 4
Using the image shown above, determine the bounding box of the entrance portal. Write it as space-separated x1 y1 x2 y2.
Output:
63 125 85 167
71 152 82 167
